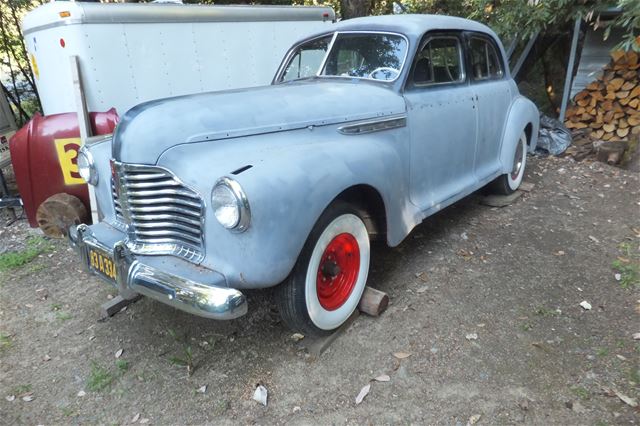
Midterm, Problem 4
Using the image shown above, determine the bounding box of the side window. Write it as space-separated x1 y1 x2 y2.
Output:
468 37 504 81
412 37 463 86
281 36 331 82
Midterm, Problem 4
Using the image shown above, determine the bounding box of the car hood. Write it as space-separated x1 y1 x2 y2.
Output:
112 80 406 164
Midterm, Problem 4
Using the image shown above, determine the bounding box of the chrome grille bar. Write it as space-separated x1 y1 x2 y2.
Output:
111 161 204 263
127 197 201 209
129 214 201 226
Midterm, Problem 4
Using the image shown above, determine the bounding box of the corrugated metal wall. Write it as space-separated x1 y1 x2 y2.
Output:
570 26 625 99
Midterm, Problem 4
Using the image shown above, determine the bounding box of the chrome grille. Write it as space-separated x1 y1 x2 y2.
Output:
111 161 204 263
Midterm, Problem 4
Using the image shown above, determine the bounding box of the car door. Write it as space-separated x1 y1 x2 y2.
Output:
466 33 512 182
404 33 477 211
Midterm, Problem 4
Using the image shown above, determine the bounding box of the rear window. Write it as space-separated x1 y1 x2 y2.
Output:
412 37 463 85
468 37 503 81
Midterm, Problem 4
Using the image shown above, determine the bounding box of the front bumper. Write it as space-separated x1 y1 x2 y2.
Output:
69 223 247 320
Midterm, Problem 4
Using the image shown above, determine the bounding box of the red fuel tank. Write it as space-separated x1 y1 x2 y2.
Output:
9 109 118 227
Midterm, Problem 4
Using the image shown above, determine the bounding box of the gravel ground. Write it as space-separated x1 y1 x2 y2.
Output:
0 156 639 425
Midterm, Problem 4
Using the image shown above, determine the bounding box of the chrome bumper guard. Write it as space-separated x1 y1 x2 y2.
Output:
69 224 247 320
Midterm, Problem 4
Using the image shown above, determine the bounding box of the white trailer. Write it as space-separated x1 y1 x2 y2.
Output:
22 1 335 116
11 1 334 235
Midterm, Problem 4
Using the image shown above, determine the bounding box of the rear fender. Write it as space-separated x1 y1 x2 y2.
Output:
499 96 539 174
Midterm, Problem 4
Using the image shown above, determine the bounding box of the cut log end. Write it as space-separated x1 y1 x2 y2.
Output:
36 193 89 238
358 286 389 317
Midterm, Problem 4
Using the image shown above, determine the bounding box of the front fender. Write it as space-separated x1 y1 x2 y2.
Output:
499 96 539 174
157 125 419 289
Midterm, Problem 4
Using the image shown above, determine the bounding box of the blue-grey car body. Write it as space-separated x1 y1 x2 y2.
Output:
77 14 539 317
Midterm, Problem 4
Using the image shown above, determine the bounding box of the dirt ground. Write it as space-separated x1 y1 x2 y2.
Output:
1 156 639 425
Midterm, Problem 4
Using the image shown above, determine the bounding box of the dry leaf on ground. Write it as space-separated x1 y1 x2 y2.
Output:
393 352 411 359
355 384 370 405
613 389 638 408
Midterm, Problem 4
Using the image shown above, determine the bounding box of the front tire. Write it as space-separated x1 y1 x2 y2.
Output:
276 202 370 337
491 131 527 195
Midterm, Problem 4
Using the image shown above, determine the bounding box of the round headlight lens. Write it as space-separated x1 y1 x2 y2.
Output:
212 184 240 229
77 146 98 186
211 178 250 232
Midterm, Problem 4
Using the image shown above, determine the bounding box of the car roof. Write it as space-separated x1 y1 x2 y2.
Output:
310 14 499 44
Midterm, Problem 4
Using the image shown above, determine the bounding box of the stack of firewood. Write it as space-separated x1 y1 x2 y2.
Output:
565 50 640 142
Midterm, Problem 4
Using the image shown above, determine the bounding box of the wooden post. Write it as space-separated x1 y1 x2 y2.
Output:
358 286 389 317
70 55 99 224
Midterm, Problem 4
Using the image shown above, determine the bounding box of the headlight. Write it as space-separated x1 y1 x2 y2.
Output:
211 177 251 232
77 146 98 186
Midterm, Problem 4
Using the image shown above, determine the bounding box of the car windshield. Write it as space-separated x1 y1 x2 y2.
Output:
279 32 408 83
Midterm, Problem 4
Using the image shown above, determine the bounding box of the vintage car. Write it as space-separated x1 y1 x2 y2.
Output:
70 14 539 336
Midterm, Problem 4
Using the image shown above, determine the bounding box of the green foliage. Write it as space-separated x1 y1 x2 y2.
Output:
169 345 194 375
612 242 640 289
11 383 31 395
55 311 72 321
166 328 196 375
0 0 42 124
535 306 559 317
60 406 77 418
520 322 533 331
571 385 589 400
382 0 640 52
213 399 230 416
87 362 114 392
115 359 129 372
0 333 11 352
614 0 640 51
0 236 53 272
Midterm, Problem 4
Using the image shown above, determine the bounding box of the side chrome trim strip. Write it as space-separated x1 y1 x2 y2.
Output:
338 115 407 135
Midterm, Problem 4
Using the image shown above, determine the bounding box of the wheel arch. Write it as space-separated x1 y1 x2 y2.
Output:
332 184 387 241
499 96 539 174
524 122 533 146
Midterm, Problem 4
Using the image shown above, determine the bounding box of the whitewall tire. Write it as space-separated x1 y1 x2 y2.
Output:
276 202 370 336
492 131 528 195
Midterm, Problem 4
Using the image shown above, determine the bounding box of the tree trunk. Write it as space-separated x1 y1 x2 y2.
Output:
340 0 371 20
1 83 28 123
9 0 42 113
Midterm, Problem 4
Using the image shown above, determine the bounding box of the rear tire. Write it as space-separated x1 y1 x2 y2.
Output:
276 202 370 337
491 131 527 195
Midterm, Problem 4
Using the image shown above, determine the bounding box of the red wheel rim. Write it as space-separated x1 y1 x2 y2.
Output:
316 233 360 311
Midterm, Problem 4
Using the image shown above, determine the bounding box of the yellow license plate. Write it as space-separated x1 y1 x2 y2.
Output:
88 248 117 282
